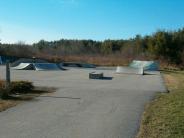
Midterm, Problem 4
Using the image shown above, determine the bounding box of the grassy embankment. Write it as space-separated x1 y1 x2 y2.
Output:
137 70 184 138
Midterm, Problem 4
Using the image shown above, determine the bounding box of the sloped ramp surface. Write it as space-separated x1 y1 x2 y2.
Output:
34 63 61 71
12 63 61 71
129 60 159 71
116 66 143 75
116 60 159 75
12 63 34 70
11 58 48 67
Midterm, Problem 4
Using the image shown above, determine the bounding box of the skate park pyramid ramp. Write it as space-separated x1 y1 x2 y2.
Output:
12 63 61 71
129 60 159 71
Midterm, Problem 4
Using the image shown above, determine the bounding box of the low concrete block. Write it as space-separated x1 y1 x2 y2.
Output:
89 72 103 79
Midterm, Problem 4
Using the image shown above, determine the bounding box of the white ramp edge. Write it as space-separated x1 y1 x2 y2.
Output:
116 66 144 75
12 63 34 70
12 63 62 71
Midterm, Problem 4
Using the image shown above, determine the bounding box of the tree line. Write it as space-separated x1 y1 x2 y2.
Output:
0 28 184 66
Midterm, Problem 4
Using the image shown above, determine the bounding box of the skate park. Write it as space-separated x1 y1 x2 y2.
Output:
0 58 166 138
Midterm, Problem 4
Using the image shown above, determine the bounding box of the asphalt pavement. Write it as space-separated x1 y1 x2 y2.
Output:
0 66 166 138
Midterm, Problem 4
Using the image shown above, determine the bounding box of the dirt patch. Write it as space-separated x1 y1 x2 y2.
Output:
164 74 179 90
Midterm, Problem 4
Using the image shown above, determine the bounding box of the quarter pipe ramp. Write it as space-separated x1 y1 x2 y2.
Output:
12 63 61 71
12 63 34 70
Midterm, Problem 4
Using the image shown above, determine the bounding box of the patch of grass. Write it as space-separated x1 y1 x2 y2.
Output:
0 81 34 99
0 80 56 112
137 70 184 138
0 100 19 112
11 81 34 94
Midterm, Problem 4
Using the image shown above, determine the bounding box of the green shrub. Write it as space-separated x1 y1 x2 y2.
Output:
11 81 34 94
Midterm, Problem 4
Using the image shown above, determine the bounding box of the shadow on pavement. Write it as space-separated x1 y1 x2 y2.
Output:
39 96 81 100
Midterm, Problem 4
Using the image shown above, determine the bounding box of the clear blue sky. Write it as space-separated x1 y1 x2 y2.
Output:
0 0 184 44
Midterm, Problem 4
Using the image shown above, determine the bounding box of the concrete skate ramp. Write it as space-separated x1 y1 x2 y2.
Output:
57 63 68 70
11 58 48 67
12 63 34 70
34 63 61 71
129 60 159 71
12 63 61 71
116 66 144 75
81 63 96 68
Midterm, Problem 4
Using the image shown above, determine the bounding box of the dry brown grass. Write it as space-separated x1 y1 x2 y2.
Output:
137 70 184 138
0 100 19 112
0 80 5 88
49 54 131 66
37 54 183 69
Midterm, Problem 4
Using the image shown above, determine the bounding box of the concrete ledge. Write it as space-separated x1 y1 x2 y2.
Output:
89 72 104 79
